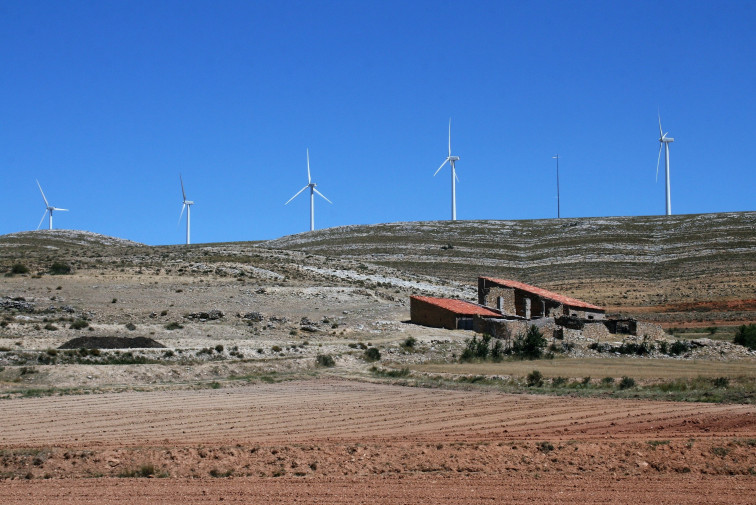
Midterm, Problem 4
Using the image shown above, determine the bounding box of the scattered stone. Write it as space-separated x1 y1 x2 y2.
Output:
185 310 224 321
241 312 265 322
0 297 35 312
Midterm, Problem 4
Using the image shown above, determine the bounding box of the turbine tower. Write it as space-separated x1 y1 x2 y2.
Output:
656 113 675 216
178 174 194 245
285 149 332 231
36 179 68 230
433 118 460 220
553 154 561 219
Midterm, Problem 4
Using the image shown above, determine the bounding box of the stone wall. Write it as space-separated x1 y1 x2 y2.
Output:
636 321 666 339
582 322 613 341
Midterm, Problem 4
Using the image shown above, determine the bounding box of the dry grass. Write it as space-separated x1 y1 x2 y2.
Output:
411 357 756 380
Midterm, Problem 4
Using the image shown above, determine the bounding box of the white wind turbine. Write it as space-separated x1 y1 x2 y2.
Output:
433 118 460 220
35 179 68 230
285 149 332 231
178 174 194 245
656 113 675 216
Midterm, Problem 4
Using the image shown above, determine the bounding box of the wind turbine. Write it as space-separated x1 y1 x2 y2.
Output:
285 149 332 231
656 113 675 216
552 154 561 218
35 180 68 230
178 174 194 245
433 118 460 220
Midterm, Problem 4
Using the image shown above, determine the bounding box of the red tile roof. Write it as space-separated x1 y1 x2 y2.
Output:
479 277 604 311
411 296 502 317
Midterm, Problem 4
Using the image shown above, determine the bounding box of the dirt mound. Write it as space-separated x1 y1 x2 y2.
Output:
58 336 165 349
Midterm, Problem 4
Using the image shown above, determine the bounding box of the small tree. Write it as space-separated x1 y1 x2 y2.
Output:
510 325 547 359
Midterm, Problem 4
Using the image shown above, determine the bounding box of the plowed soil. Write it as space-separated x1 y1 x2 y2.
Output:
2 379 755 503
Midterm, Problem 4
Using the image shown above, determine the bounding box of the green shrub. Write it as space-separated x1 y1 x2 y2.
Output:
11 263 29 274
402 336 417 348
164 322 183 330
601 377 615 387
316 354 335 367
44 323 58 331
619 376 636 389
69 319 89 330
364 347 381 362
551 376 568 387
214 344 224 353
734 324 756 350
526 370 543 387
537 441 554 453
713 377 730 388
370 366 410 378
460 334 491 361
125 322 136 331
50 262 72 275
271 345 282 353
669 340 691 356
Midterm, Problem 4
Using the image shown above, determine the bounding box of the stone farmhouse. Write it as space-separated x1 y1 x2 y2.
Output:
477 277 605 320
410 277 662 340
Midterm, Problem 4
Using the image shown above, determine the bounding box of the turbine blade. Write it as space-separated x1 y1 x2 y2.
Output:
434 158 449 176
656 143 663 182
53 208 68 211
36 180 49 207
306 149 311 184
313 187 332 204
285 185 309 205
448 118 452 157
180 174 187 201
454 168 460 183
178 203 186 225
658 111 663 138
37 210 48 230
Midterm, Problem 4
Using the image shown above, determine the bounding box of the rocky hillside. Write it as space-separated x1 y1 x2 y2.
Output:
265 212 756 315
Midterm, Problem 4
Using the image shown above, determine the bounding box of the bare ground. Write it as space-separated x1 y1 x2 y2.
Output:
1 380 755 503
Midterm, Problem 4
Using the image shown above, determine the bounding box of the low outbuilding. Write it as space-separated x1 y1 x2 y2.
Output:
410 295 501 330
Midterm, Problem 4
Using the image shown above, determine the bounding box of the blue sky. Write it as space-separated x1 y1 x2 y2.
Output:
1 0 754 245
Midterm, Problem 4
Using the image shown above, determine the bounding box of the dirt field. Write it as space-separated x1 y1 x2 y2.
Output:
413 357 756 379
1 379 755 503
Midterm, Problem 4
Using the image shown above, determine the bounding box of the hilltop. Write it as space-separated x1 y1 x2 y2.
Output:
0 230 143 249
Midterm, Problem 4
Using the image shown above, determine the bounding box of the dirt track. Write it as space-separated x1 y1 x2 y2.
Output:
1 379 755 503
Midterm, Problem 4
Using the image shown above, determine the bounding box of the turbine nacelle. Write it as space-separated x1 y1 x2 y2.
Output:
449 156 460 162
